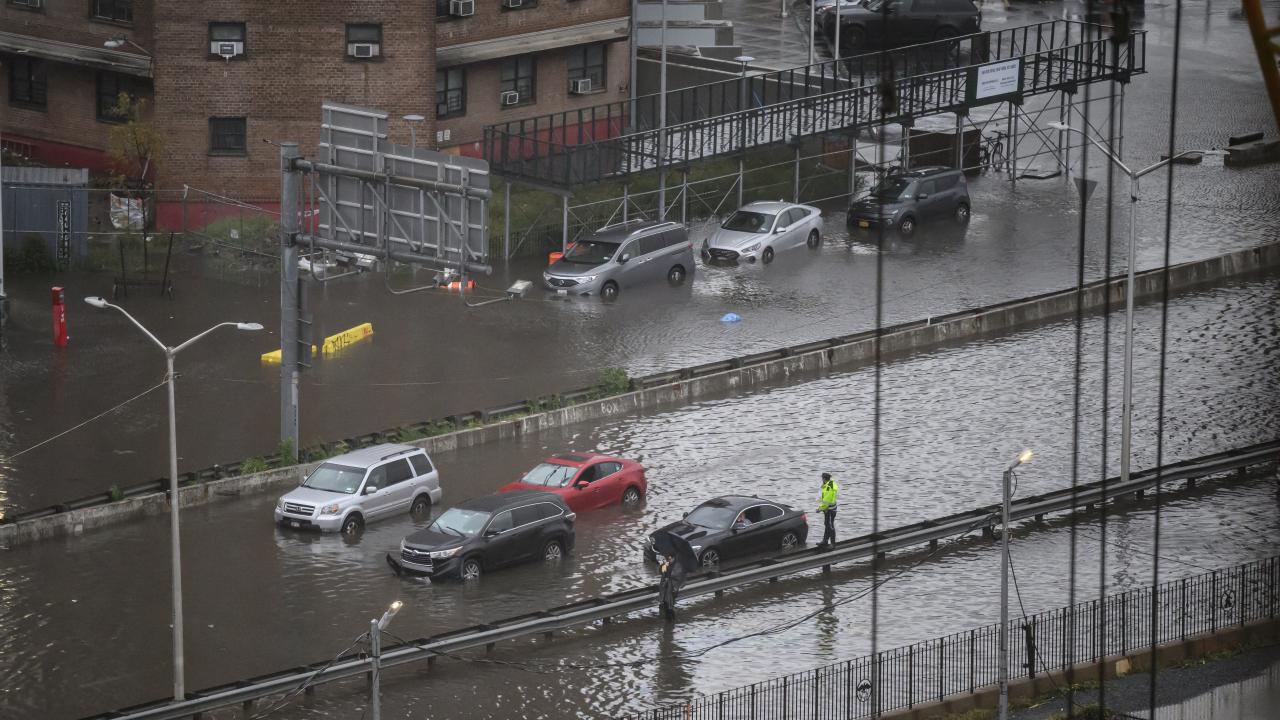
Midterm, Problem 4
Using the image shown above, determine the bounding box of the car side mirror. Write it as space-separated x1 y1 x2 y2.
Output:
682 512 689 519
618 253 631 264
774 226 786 234
574 481 588 490
730 527 739 534
917 193 929 200
485 528 502 537
363 485 378 495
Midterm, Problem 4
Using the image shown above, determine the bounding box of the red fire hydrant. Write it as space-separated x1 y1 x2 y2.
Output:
52 286 68 347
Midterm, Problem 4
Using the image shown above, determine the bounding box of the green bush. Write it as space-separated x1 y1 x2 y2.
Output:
5 234 55 274
241 457 269 475
109 485 124 502
276 438 296 466
392 425 426 443
592 367 631 399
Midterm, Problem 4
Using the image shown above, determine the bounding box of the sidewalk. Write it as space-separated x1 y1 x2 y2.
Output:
1011 642 1280 720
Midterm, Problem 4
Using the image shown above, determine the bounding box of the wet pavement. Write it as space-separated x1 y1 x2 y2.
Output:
1 271 1276 718
0 0 1278 512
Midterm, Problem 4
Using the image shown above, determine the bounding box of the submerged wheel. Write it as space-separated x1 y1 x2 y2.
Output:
410 494 431 517
622 486 643 505
807 230 821 249
460 557 483 581
898 216 916 237
781 531 800 551
955 202 971 224
667 265 687 285
543 538 565 562
762 247 775 264
340 514 364 537
601 281 620 301
700 548 721 567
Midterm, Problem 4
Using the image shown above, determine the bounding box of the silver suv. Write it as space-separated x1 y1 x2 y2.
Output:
543 220 694 301
847 166 971 237
274 444 442 536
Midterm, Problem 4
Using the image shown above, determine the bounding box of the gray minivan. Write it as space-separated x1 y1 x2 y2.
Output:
847 166 970 237
542 220 694 301
275 443 442 536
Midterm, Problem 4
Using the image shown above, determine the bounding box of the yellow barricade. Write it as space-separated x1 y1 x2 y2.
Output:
260 322 374 363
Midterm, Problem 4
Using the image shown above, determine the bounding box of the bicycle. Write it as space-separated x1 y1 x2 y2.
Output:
978 130 1007 173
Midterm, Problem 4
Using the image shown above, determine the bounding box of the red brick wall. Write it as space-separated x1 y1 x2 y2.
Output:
0 0 154 54
439 40 630 154
150 1 435 202
436 0 628 47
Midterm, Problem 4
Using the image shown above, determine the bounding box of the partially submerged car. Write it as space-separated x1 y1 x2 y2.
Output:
645 495 809 567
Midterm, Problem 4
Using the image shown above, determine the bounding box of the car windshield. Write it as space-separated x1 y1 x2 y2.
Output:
685 503 738 529
520 462 579 488
864 0 889 11
562 240 619 265
722 211 775 234
429 508 491 537
869 176 914 202
301 463 365 494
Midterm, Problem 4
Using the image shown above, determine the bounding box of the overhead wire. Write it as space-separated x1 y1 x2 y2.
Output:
249 631 370 719
0 378 168 462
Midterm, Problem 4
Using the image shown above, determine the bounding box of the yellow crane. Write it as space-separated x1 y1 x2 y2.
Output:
1245 0 1280 132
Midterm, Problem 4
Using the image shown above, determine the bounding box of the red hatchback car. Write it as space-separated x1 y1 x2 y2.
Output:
499 453 647 513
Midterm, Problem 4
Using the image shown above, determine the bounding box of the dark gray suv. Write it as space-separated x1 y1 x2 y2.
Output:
847 166 970 237
543 220 694 301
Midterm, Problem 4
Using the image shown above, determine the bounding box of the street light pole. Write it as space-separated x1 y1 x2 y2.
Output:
999 449 1033 720
403 114 425 151
1046 122 1223 489
84 297 261 701
370 600 403 720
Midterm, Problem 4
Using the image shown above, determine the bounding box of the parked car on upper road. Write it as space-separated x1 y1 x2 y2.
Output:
702 201 824 264
275 443 442 536
847 166 970 236
645 495 809 567
499 452 647 512
543 220 695 301
389 490 576 581
821 0 982 54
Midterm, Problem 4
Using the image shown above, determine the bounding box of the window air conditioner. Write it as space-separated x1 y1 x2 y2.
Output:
449 0 475 16
211 41 244 58
569 78 592 94
348 43 380 58
500 91 520 106
502 0 524 8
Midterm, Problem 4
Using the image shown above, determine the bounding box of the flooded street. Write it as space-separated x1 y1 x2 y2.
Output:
1 1 1278 512
1 272 1276 718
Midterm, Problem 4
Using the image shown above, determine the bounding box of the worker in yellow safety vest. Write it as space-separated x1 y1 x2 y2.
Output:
817 473 839 549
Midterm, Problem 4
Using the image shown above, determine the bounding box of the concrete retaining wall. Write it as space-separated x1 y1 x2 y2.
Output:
3 241 1277 548
883 618 1280 720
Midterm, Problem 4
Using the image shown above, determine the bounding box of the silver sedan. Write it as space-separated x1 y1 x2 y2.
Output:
702 201 824 264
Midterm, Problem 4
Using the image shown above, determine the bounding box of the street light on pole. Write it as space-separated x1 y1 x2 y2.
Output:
403 114 425 151
1046 122 1224 492
999 448 1033 720
83 297 262 701
104 36 152 56
370 600 404 720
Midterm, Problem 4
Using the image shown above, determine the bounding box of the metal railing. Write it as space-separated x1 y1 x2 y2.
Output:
83 441 1277 720
484 20 1146 186
626 555 1280 719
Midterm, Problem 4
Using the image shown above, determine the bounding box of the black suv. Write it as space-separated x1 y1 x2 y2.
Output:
847 166 970 236
821 0 982 54
388 490 576 581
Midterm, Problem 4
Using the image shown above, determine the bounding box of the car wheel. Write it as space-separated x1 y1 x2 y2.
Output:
806 230 821 249
700 548 721 567
667 265 687 286
340 513 364 537
410 494 431 518
460 556 483 581
622 486 643 505
955 202 971 224
601 281 620 302
543 538 564 562
781 531 800 551
762 247 775 264
898 216 916 237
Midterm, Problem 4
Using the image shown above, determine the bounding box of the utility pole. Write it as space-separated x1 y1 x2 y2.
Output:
279 143 301 462
999 449 1032 720
657 0 668 219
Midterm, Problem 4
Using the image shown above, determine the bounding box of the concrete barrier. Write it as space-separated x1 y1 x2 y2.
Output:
3 241 1277 547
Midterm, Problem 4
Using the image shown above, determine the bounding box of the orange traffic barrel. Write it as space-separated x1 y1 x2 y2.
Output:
442 280 475 292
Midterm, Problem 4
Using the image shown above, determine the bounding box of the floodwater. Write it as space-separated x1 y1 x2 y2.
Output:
1 0 1279 513
1 271 1276 719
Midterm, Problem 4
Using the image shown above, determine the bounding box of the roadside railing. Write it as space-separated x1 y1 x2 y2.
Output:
624 555 1279 719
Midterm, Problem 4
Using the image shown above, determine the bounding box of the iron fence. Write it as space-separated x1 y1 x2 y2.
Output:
627 555 1278 719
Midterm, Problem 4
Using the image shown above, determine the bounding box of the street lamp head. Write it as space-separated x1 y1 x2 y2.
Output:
103 38 125 49
403 114 425 123
1046 121 1071 132
84 296 109 309
236 322 264 331
377 599 404 630
734 55 755 65
1018 449 1034 466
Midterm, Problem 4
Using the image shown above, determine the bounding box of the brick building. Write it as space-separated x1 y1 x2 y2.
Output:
2 0 631 226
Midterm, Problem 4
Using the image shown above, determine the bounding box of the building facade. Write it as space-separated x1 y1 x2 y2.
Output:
1 0 631 225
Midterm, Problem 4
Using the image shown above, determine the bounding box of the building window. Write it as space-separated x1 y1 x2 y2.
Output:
499 0 538 9
567 43 607 92
436 0 450 17
436 68 466 117
96 72 139 122
345 24 382 59
209 117 247 155
209 22 247 58
90 0 133 23
499 56 536 105
9 0 45 12
8 56 47 109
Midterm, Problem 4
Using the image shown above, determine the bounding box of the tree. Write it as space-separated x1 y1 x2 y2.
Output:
104 93 163 234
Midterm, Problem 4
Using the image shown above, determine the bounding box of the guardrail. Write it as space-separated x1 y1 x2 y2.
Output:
84 440 1278 720
626 555 1280 719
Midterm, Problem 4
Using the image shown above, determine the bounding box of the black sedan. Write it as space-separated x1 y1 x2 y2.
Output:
645 495 809 567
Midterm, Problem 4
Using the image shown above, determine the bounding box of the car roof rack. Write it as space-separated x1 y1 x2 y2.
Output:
379 447 418 461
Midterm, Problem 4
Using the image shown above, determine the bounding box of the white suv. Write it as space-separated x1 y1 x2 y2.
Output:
274 443 442 535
